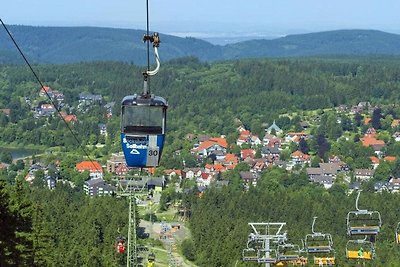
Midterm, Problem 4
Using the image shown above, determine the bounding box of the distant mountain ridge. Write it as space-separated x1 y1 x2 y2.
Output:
1 25 400 64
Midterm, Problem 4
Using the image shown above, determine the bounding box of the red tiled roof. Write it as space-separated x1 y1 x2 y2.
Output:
64 115 77 122
204 164 213 169
224 153 239 164
209 137 228 148
361 137 385 147
194 137 228 151
40 86 52 93
76 161 103 173
213 164 226 172
291 150 310 160
201 172 210 180
370 156 380 164
240 130 251 136
146 167 155 175
241 149 255 159
384 156 396 162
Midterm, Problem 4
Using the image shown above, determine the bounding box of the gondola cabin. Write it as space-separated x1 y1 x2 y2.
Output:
121 94 167 168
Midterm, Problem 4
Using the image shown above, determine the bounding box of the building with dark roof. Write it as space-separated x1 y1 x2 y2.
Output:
84 178 115 196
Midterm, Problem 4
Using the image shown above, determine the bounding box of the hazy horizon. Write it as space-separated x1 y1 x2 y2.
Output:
2 0 400 45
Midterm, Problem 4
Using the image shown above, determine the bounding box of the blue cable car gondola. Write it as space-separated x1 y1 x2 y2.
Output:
120 24 167 167
121 93 167 167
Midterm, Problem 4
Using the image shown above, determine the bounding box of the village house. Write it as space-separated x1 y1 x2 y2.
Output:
354 168 375 182
310 175 334 189
285 132 308 144
76 160 103 179
261 146 280 159
182 168 202 180
163 169 183 180
106 152 127 174
361 135 385 156
250 135 262 146
250 159 269 173
197 172 213 187
388 177 400 192
59 112 77 123
236 129 251 146
209 150 226 162
307 163 340 177
393 132 400 142
204 163 226 174
37 103 56 117
24 163 46 183
370 156 380 169
263 133 276 145
290 150 311 166
273 160 288 170
78 92 102 103
45 175 57 189
104 102 115 118
240 171 259 187
265 121 283 135
39 86 52 97
240 148 256 160
84 178 114 196
336 104 348 113
191 137 228 159
223 153 239 170
115 164 129 176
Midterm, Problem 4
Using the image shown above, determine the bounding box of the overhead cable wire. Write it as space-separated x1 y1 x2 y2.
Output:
0 19 102 173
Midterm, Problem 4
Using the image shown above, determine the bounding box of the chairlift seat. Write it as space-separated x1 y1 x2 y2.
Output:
307 246 332 253
258 257 278 263
346 250 372 260
278 255 300 261
348 226 379 235
313 257 335 265
242 248 258 261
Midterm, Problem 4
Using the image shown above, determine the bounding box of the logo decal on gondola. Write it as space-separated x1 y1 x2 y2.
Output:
130 149 140 155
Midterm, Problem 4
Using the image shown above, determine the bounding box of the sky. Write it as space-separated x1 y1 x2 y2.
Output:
2 0 400 41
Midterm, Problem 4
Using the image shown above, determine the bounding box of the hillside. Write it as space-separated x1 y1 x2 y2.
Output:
223 29 400 59
2 26 400 64
0 25 221 65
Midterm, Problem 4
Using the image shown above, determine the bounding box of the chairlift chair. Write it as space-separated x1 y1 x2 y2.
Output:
346 191 381 236
305 217 334 254
115 236 126 254
345 239 374 260
277 243 301 262
257 248 278 264
312 250 336 266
